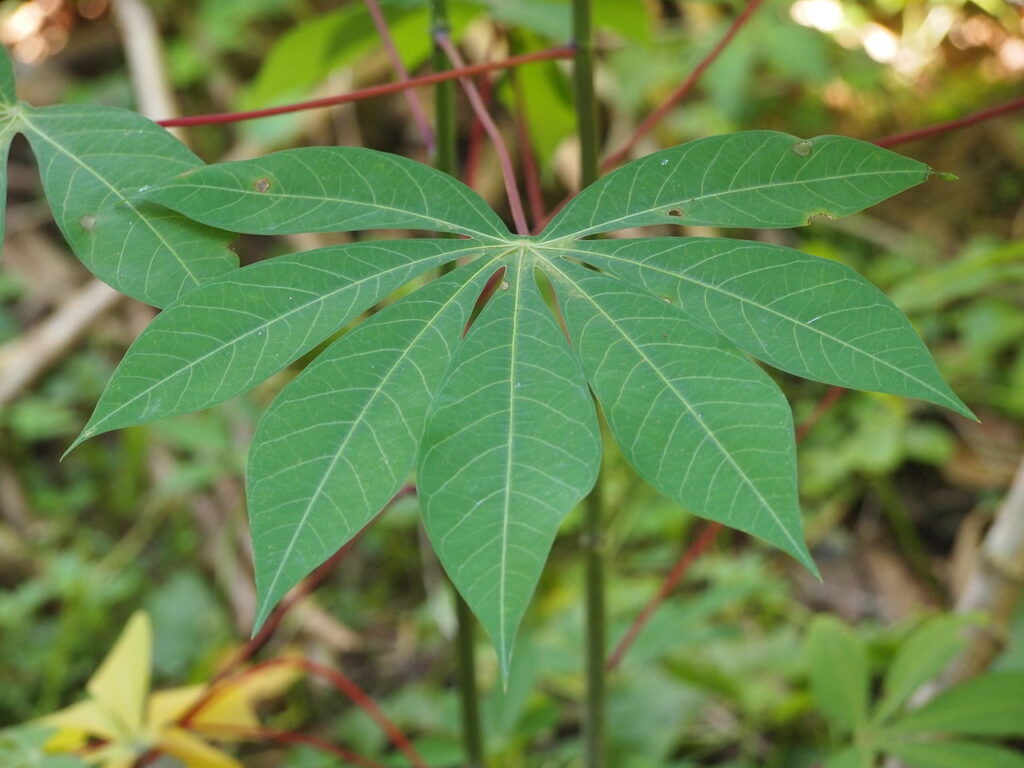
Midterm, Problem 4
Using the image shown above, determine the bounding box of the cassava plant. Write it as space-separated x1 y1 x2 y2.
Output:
0 32 970 685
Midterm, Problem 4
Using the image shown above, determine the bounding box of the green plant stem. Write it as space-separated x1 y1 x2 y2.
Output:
455 591 486 767
582 475 606 767
572 0 599 188
430 3 485 764
572 3 605 765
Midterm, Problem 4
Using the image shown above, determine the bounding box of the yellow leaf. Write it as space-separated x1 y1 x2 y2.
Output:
86 611 151 733
41 700 121 744
158 727 243 768
148 685 206 729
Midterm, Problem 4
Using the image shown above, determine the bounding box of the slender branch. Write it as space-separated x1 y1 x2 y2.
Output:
511 71 546 228
572 2 605 765
874 95 1024 148
435 33 530 235
601 0 768 170
364 0 435 152
606 522 722 671
156 46 575 128
606 385 845 669
462 74 492 189
454 592 485 767
430 0 458 174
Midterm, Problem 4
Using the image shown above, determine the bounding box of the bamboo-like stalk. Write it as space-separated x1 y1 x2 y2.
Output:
429 3 486 765
571 2 605 766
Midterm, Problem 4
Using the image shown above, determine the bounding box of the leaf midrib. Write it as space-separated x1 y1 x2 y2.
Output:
541 168 925 240
546 243 957 408
547 259 803 556
157 182 509 244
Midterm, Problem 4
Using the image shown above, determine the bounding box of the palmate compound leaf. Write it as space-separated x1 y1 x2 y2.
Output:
248 257 506 628
545 258 815 572
539 132 932 241
142 146 511 242
417 256 601 676
553 238 972 418
19 104 237 307
69 239 496 453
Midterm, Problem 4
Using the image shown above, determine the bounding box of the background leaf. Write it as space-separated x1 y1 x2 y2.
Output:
890 672 1024 737
144 146 509 241
875 615 974 723
540 132 931 240
72 239 492 449
550 260 813 570
883 739 1024 768
418 259 601 676
249 259 500 628
806 615 869 735
557 238 971 417
20 105 237 307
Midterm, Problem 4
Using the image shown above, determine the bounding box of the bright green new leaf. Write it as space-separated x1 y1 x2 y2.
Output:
20 105 237 307
883 739 1024 768
806 615 869 735
418 258 601 675
540 132 931 241
143 146 510 241
249 258 502 628
823 746 873 768
875 615 974 723
555 238 973 418
890 672 1024 737
71 239 492 451
549 260 813 570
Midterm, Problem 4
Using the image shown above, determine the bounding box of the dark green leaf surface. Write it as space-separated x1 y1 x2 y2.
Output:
890 672 1024 737
883 740 1024 768
144 146 510 241
72 240 493 451
553 238 972 417
549 260 813 571
249 259 501 628
418 258 601 675
806 615 869 734
20 105 237 307
540 132 931 240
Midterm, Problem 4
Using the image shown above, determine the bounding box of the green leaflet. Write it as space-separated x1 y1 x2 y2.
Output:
881 740 1024 768
0 48 14 247
71 239 494 452
19 105 237 307
539 132 931 240
549 259 813 571
418 257 601 676
143 146 510 241
806 615 870 735
554 238 973 418
875 615 973 723
248 258 502 628
888 672 1024 737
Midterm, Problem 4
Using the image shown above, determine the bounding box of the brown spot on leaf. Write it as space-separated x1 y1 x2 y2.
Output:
253 178 271 193
667 208 684 218
79 214 98 232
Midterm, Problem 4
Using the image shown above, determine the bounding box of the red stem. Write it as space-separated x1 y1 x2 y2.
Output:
601 0 768 170
512 71 547 229
462 75 493 190
156 46 575 128
874 95 1024 148
606 521 722 670
363 0 435 152
436 33 530 236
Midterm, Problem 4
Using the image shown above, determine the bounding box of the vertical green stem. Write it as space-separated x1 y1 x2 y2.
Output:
572 1 605 766
430 3 485 765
